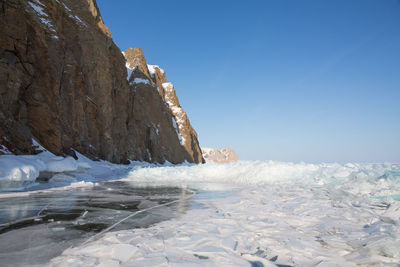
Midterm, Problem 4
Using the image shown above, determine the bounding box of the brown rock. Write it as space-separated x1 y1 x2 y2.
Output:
124 48 204 163
0 0 203 164
124 48 152 81
202 148 239 163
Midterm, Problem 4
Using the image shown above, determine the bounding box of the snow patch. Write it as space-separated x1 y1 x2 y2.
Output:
46 156 78 172
147 65 165 77
32 138 46 151
130 78 151 86
161 82 174 92
162 83 187 145
125 64 154 87
171 116 183 145
0 145 11 155
0 156 43 187
27 0 59 39
57 0 86 27
0 146 82 189
125 63 140 82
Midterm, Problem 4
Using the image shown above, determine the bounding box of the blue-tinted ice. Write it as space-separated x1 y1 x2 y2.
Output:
0 181 192 266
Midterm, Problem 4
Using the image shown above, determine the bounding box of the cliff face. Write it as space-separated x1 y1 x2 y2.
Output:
202 148 239 164
123 48 204 164
0 0 203 164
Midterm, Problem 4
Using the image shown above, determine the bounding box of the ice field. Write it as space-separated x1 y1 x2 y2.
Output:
1 152 400 266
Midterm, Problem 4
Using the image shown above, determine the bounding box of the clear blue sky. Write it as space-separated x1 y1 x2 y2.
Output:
97 0 400 163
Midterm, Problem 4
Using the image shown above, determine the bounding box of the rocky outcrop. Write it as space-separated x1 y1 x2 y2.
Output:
123 48 204 163
0 0 203 164
202 148 239 163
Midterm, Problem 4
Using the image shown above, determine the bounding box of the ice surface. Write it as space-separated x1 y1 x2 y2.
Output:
2 149 400 266
0 182 188 267
46 161 400 266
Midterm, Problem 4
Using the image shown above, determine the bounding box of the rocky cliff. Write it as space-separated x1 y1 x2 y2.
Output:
123 48 204 164
123 48 204 163
202 148 239 163
0 0 203 164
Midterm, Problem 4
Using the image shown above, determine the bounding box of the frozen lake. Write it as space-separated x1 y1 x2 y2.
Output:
0 181 194 266
1 156 400 266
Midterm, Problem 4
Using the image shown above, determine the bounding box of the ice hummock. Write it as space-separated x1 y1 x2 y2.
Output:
0 153 80 189
0 141 122 191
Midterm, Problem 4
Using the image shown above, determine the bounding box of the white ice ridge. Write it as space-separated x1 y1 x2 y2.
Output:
50 161 400 266
162 82 187 145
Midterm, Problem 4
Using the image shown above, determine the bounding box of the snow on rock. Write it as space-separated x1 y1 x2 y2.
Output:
162 82 187 145
125 64 152 86
162 82 174 93
0 145 11 155
171 116 183 145
129 78 151 86
125 62 136 81
32 138 47 152
27 0 58 39
59 1 86 27
147 64 165 77
147 64 164 77
122 48 203 163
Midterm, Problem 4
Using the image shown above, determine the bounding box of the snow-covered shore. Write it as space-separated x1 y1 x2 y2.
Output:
0 145 158 192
